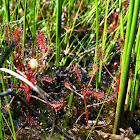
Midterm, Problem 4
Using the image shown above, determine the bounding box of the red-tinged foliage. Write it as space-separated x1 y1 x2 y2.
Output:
81 86 104 126
79 1 83 12
12 27 22 43
4 25 10 43
62 7 66 20
6 27 54 129
73 66 81 81
116 74 120 94
67 24 70 30
41 77 53 84
64 81 73 91
49 102 64 110
107 13 119 32
72 13 77 20
83 97 88 126
86 90 104 98
30 94 64 110
88 63 98 87
36 31 44 50
35 31 51 70
12 53 25 72
93 92 105 100
82 89 88 126
82 88 87 96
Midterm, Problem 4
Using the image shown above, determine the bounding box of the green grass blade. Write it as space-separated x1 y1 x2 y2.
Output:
86 76 116 140
130 23 140 110
102 0 110 52
16 0 19 20
98 0 110 84
95 0 99 90
33 0 37 46
0 74 16 140
22 0 27 58
55 0 62 67
0 98 3 140
119 0 124 39
113 0 140 134
3 0 10 23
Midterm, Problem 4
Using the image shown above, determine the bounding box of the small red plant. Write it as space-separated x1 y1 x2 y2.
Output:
65 63 104 126
3 27 64 138
88 63 98 87
73 65 81 82
82 88 88 126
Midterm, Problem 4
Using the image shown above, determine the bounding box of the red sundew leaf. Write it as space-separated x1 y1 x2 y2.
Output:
67 24 70 30
83 96 88 126
93 92 104 98
82 88 105 100
72 13 77 20
85 90 96 95
64 81 73 90
49 102 64 109
4 25 10 43
36 31 44 49
107 14 119 32
82 89 88 126
41 77 53 84
37 13 42 22
12 27 22 42
73 66 81 81
82 89 87 96
116 74 120 94
7 84 21 88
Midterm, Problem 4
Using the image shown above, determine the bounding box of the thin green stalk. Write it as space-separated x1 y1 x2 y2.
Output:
113 0 134 109
22 0 27 58
7 0 10 22
123 0 135 61
130 79 139 110
69 0 83 41
95 0 99 90
95 0 99 60
113 0 140 134
0 74 16 140
98 0 110 84
16 0 19 20
2 113 14 137
0 98 3 140
85 0 89 4
63 0 71 59
119 0 124 39
134 21 140 57
11 0 20 22
56 0 62 67
3 0 10 23
130 24 140 110
33 0 37 46
39 1 53 44
86 76 116 140
102 0 110 52
62 92 73 140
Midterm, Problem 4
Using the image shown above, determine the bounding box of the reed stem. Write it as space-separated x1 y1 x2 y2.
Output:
113 0 140 134
56 0 62 67
22 0 27 58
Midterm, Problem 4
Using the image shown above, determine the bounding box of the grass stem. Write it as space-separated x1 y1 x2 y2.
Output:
56 0 62 67
113 0 140 134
